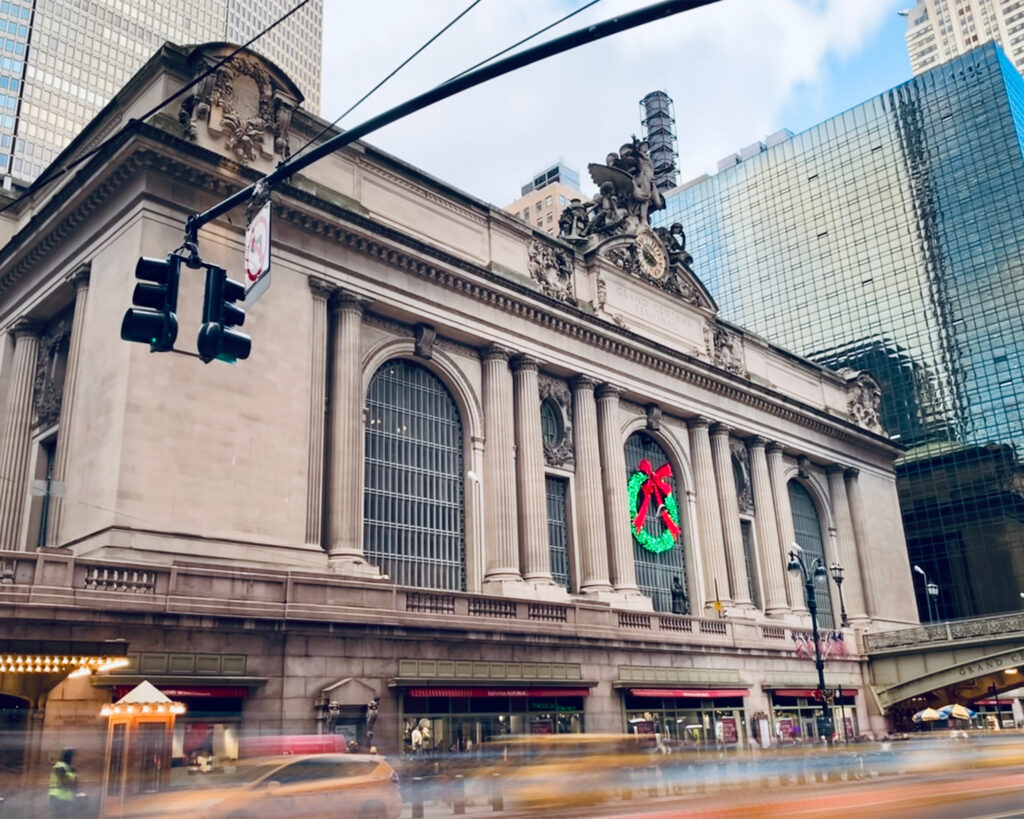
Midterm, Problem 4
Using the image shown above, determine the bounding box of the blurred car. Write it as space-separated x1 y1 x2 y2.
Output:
123 753 401 819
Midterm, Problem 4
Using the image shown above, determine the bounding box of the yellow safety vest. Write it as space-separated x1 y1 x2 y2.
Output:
49 760 76 801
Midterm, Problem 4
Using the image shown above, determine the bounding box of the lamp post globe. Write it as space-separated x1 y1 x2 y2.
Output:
788 546 834 745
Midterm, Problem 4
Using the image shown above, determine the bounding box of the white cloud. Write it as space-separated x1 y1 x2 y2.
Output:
320 0 901 206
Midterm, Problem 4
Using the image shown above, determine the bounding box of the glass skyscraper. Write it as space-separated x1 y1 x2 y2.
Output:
4 0 322 182
659 43 1024 621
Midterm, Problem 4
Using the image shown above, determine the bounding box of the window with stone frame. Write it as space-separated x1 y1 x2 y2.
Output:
624 431 687 613
363 358 465 591
788 480 835 629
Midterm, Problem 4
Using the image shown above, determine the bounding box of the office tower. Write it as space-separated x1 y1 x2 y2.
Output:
659 43 1024 621
506 160 584 236
640 90 679 191
901 0 1024 76
5 0 322 182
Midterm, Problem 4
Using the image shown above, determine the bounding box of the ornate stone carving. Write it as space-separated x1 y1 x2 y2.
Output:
645 403 662 432
602 233 707 308
33 310 73 429
178 48 299 165
527 240 574 302
797 456 812 479
847 371 885 434
730 439 754 515
539 375 574 468
414 324 437 359
703 323 745 376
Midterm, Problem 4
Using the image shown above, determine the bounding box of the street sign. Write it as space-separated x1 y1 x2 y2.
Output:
244 201 271 307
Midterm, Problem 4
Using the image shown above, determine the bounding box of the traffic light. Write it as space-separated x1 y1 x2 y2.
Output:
120 254 180 351
197 264 251 364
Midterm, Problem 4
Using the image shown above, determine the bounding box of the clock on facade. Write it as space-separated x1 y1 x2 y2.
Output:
635 230 668 281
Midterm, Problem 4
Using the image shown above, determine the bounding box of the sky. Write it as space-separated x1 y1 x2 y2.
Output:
319 0 913 207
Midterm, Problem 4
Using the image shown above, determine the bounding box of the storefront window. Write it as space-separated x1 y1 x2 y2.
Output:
770 692 857 743
623 694 746 750
401 694 585 756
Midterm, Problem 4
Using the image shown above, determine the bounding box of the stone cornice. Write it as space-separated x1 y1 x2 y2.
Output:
0 125 900 460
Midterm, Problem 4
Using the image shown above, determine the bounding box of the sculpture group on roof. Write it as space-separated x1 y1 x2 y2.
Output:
558 135 667 244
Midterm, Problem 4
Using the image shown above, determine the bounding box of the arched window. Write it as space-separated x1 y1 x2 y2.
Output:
364 359 465 591
625 431 687 613
788 480 835 629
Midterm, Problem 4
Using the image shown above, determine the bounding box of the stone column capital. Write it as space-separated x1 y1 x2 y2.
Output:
710 422 732 438
766 441 785 455
328 290 369 313
511 353 540 373
595 383 621 401
309 277 336 300
844 467 861 480
826 463 848 477
686 415 711 431
482 343 513 363
747 435 768 449
67 264 91 289
570 374 599 391
11 317 42 338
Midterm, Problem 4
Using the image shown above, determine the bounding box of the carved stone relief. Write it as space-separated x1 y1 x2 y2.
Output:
179 50 299 164
847 371 885 434
538 374 574 468
33 310 73 429
601 234 708 309
703 322 745 376
527 240 574 303
414 324 437 359
730 439 755 515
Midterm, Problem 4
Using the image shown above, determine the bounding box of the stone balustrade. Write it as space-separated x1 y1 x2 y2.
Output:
865 613 1024 652
0 549 840 654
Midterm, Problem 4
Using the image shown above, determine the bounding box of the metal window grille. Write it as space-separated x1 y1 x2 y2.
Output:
545 476 570 588
624 432 687 613
788 480 835 628
740 519 761 608
364 359 465 591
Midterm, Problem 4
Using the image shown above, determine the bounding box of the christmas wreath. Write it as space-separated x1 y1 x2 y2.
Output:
627 458 680 554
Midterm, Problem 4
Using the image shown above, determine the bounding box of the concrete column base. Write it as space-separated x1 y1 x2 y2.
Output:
526 582 572 601
480 576 528 596
609 590 654 611
327 554 387 579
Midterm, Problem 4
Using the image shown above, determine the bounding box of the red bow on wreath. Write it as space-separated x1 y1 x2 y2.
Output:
632 459 680 537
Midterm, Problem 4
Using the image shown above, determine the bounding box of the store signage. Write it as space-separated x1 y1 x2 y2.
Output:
720 716 738 744
406 687 589 698
629 688 750 699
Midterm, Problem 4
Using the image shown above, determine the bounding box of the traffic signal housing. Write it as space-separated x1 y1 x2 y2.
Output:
197 264 251 364
120 254 180 351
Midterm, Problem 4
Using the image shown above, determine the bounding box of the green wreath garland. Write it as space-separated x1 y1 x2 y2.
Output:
627 469 680 554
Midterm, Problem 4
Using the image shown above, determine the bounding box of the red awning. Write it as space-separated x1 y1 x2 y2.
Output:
771 688 859 698
406 687 590 698
114 685 250 699
629 688 750 699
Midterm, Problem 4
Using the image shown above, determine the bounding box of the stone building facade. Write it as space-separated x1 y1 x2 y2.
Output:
0 44 916 784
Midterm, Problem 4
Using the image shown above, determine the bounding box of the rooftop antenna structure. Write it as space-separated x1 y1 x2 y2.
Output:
640 90 679 191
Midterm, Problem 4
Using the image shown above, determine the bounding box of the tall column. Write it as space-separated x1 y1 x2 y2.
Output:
767 442 805 612
482 345 522 587
512 355 551 585
47 268 90 546
831 466 869 622
327 293 373 570
687 417 730 608
572 376 612 594
845 468 877 618
0 319 41 549
710 424 751 606
305 279 332 547
749 437 789 615
597 384 638 595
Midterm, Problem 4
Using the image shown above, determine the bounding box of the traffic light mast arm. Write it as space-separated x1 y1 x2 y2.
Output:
183 0 721 245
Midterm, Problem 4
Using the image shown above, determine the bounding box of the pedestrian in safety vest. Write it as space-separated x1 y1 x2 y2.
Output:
48 747 77 817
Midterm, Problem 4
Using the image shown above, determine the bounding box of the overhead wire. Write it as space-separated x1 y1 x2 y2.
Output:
0 0 314 215
291 0 486 161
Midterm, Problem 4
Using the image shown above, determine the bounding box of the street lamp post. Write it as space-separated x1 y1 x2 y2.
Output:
788 546 834 745
913 565 936 623
926 582 940 622
829 561 849 628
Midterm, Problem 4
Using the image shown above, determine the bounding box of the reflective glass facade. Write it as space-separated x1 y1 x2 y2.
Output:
659 44 1024 619
9 0 322 182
